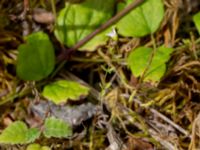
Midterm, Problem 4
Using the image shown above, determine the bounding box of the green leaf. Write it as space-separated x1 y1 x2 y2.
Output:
0 121 28 144
44 117 72 138
54 0 115 51
127 46 173 82
0 121 40 144
26 128 41 143
42 80 89 104
116 0 164 37
26 144 51 150
193 12 200 34
17 31 55 81
27 144 41 150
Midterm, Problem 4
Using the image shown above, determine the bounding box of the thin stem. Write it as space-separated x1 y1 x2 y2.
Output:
139 34 157 83
51 0 57 22
70 57 125 63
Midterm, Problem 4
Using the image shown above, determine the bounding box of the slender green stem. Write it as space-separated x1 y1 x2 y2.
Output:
139 34 157 83
51 60 67 78
70 57 126 63
51 0 57 22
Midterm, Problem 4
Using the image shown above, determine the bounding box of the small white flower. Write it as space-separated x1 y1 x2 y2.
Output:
106 27 118 40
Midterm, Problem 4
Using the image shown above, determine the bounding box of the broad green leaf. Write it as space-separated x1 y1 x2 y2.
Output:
42 80 89 104
127 46 173 82
17 32 55 81
26 144 51 150
54 0 115 51
0 121 40 144
26 128 41 143
116 0 164 37
193 12 200 34
44 117 72 138
0 121 28 144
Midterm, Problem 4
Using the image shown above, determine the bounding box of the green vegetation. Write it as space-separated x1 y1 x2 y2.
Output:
42 80 89 104
0 0 200 149
127 46 173 82
17 32 55 81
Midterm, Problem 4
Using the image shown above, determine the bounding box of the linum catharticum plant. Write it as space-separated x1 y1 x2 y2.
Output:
0 0 175 147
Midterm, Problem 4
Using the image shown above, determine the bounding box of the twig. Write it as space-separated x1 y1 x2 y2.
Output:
58 0 145 61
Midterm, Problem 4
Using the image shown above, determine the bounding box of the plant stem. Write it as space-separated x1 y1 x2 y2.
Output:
51 0 57 22
139 34 157 83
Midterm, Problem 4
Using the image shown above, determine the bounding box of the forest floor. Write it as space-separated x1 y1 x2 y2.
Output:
0 0 200 149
